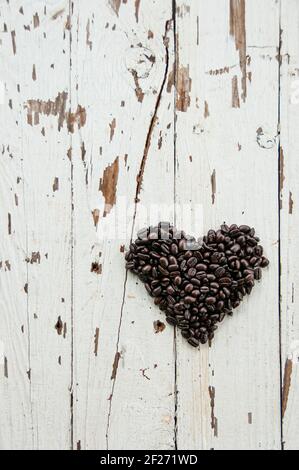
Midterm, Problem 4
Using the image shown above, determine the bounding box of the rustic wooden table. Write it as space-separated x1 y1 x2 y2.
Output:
0 0 298 450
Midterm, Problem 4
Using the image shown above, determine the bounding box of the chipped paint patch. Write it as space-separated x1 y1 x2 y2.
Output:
111 352 121 379
52 177 59 192
66 105 87 133
33 13 40 28
282 358 292 418
289 191 294 214
4 357 8 378
204 101 209 118
256 127 276 149
131 69 144 103
232 75 240 108
8 213 11 235
55 316 63 335
109 118 116 142
109 0 121 17
11 31 16 55
29 252 41 264
26 92 68 130
94 327 99 356
32 64 37 81
207 66 232 76
99 157 119 216
208 386 218 437
211 169 216 205
91 262 102 274
52 9 65 20
92 208 100 227
86 19 92 51
153 320 166 333
176 66 191 112
230 0 247 102
135 0 141 23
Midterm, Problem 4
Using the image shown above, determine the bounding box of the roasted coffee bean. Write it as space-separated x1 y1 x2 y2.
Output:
152 286 162 296
168 264 179 272
196 263 207 272
159 257 169 268
171 243 179 255
219 277 232 286
166 316 177 326
215 266 226 278
254 267 262 280
142 265 152 274
166 285 175 295
174 276 182 286
157 265 168 276
185 283 194 293
187 257 197 267
239 225 251 233
185 296 197 304
187 268 197 278
188 337 200 347
181 329 190 339
184 310 191 321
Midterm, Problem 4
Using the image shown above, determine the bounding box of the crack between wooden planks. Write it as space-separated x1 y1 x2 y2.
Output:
172 0 178 451
106 18 173 450
105 270 128 450
68 0 75 451
21 160 34 448
134 18 172 204
277 1 284 450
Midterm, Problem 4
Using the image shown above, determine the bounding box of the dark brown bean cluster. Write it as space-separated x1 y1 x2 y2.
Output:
125 223 269 347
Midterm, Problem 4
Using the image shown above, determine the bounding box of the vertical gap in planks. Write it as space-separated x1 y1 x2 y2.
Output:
21 125 33 448
68 0 74 450
277 0 284 451
172 0 178 450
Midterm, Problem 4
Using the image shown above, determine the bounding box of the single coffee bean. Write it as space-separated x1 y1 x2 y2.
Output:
185 296 196 304
153 286 162 296
260 257 269 267
185 283 194 293
142 264 152 274
187 268 197 277
187 257 197 267
171 243 179 255
215 266 226 278
188 337 200 347
159 257 169 268
254 267 262 280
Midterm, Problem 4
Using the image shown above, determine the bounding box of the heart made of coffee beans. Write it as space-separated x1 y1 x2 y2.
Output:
125 223 269 347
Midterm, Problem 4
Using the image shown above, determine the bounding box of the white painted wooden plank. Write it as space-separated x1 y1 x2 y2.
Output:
174 0 281 449
0 0 72 449
71 0 176 450
280 0 299 451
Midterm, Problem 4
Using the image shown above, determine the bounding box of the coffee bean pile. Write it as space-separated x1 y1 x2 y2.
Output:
125 223 269 347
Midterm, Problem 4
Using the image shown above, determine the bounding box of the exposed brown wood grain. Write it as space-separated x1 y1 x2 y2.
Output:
111 352 121 380
282 359 292 418
99 157 119 216
232 75 240 108
229 0 247 103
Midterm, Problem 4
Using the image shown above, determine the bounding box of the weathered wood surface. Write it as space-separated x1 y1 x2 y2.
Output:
0 0 298 450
